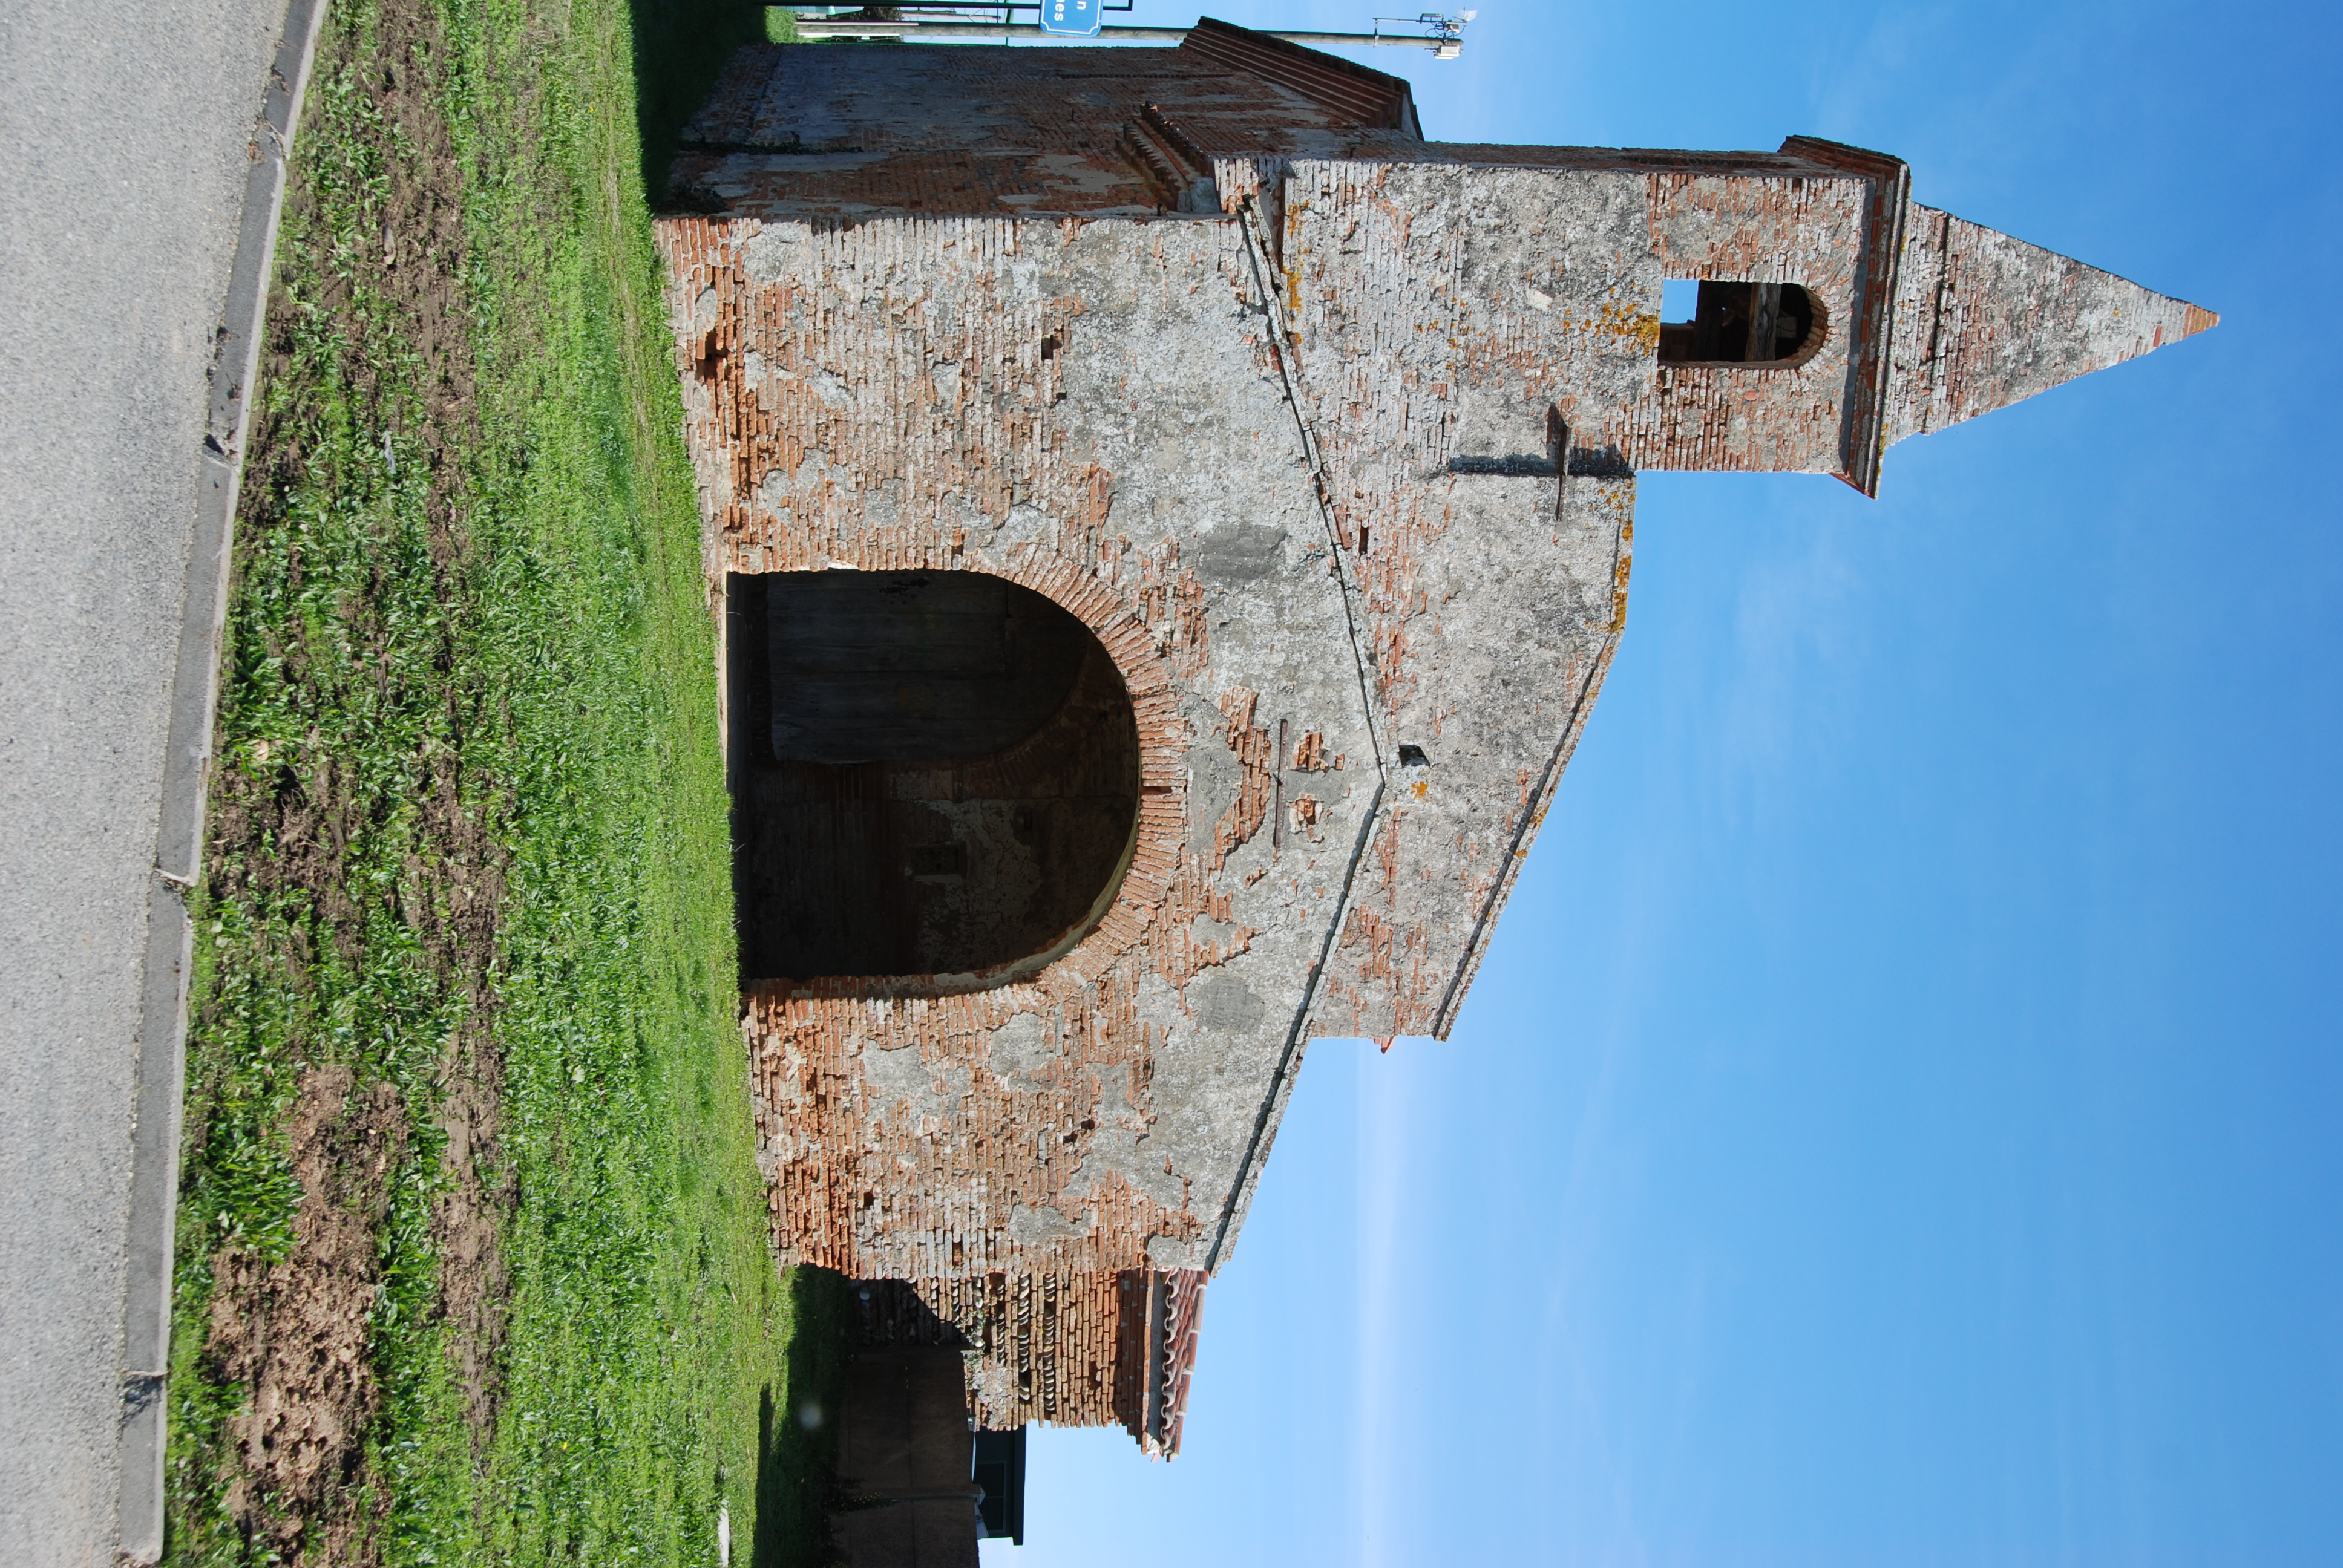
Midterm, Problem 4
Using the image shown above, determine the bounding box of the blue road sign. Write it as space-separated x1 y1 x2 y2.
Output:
1038 0 1103 36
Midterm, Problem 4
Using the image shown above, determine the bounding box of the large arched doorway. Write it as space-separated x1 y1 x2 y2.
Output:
727 570 1141 984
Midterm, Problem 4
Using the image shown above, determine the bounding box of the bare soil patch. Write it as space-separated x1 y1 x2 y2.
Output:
206 1066 404 1565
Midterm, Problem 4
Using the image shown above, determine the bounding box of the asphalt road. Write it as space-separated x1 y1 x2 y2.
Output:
0 2 294 1560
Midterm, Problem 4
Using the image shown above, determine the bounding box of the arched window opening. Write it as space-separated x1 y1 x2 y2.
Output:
728 570 1141 985
1657 281 1817 365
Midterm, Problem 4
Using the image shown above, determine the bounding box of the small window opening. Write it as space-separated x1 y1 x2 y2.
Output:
1397 744 1430 768
728 570 1140 984
1656 281 1815 365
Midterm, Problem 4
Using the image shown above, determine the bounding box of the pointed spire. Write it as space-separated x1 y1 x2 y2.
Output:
1885 203 2216 446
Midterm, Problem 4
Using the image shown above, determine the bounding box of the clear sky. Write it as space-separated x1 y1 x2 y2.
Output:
975 1 2342 1562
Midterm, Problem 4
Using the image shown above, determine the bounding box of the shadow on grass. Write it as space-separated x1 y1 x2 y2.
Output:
755 1266 859 1568
624 0 773 209
608 9 859 1560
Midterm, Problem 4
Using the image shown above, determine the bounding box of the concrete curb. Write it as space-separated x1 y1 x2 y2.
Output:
116 0 329 1558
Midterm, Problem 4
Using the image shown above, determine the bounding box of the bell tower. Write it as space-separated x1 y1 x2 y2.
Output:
1618 136 2215 494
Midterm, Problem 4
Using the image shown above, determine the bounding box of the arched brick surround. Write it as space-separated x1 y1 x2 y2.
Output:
736 553 1188 1001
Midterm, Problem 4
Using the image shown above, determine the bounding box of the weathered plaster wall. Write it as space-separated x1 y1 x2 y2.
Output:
1273 157 1647 1042
657 94 1710 1356
665 210 1383 1292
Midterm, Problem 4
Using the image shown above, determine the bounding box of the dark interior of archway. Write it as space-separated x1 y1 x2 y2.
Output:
1657 281 1815 364
728 570 1141 982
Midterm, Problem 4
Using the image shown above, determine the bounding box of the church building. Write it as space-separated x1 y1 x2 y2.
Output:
656 18 2212 1463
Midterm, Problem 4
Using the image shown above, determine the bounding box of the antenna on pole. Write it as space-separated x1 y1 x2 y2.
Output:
1372 11 1477 59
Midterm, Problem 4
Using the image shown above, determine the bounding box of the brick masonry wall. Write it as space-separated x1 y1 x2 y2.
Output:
666 40 1392 224
851 1268 1204 1450
1886 201 2215 446
1620 168 1872 476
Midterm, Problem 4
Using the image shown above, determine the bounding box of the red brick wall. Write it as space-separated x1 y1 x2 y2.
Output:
854 1269 1205 1446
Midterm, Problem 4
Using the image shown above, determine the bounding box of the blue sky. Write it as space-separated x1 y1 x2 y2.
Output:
974 1 2342 1562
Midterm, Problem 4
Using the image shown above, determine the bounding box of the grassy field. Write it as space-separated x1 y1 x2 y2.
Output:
163 2 845 1563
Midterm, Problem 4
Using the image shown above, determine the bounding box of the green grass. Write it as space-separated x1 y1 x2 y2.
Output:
163 1 839 1563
